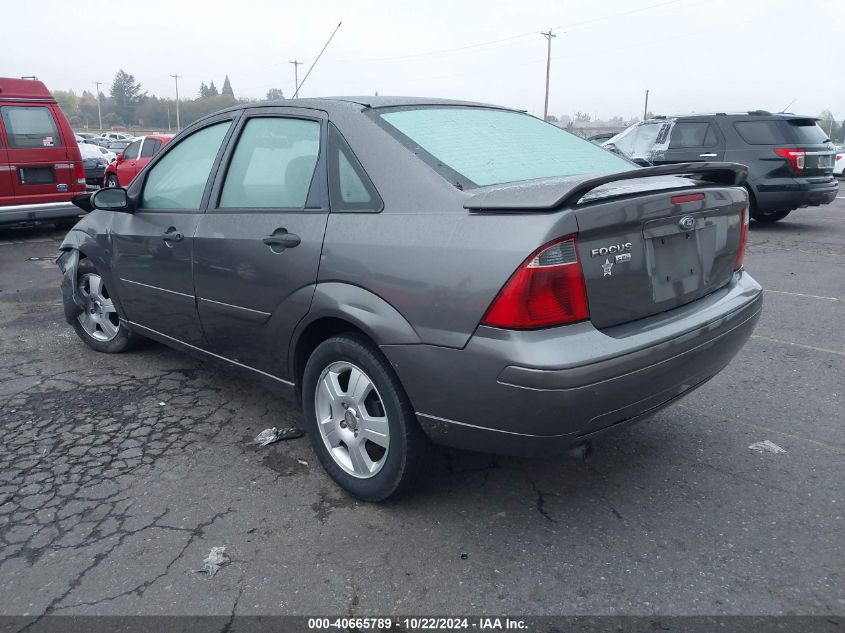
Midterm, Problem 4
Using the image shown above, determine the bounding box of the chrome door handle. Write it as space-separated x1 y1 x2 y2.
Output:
162 230 183 242
699 153 718 158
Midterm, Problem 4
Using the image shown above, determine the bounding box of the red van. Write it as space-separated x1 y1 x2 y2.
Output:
0 77 86 225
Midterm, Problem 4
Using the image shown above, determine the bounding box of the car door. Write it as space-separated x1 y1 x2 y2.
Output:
109 116 237 346
136 136 161 174
192 108 329 377
117 138 141 184
654 119 725 164
0 120 13 205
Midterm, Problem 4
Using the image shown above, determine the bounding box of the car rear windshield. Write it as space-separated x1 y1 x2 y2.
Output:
787 119 830 144
378 107 632 187
0 106 61 149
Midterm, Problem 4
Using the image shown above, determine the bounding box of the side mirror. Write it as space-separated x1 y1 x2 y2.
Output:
91 187 131 212
116 152 124 162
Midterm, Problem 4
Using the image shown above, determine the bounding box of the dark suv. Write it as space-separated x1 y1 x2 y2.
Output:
605 112 838 222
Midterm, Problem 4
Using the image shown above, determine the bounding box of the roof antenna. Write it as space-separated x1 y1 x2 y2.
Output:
293 21 343 98
779 98 796 113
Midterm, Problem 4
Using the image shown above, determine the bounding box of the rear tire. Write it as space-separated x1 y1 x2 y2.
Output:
71 259 140 353
752 208 792 223
105 173 119 188
302 333 428 501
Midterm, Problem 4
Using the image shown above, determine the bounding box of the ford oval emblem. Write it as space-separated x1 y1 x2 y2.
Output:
679 215 695 231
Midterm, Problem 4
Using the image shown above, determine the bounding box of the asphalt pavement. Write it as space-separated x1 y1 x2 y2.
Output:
0 198 843 618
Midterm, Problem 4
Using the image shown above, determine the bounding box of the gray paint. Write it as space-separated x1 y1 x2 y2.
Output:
59 97 763 456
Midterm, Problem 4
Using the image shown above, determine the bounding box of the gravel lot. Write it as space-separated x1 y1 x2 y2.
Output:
1 199 843 618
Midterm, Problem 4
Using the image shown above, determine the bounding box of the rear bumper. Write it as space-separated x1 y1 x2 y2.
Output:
382 271 762 457
0 201 82 226
753 177 838 211
84 166 105 186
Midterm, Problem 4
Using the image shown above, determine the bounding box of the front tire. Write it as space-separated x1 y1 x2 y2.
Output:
71 259 140 353
105 173 119 188
302 334 428 501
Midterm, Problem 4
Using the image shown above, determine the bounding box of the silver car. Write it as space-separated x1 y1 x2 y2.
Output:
58 97 762 500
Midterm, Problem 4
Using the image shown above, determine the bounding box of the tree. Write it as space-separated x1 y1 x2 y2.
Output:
110 69 145 106
265 88 285 101
207 81 218 97
574 111 591 123
545 114 558 122
221 75 234 98
199 82 209 98
102 112 122 127
53 90 79 119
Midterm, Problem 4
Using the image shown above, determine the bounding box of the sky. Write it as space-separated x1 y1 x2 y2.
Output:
3 0 843 121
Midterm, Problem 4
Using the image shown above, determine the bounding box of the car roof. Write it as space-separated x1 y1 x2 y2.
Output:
644 111 818 121
0 77 54 102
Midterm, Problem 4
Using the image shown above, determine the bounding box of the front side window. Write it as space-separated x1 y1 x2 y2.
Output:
0 106 61 149
379 107 632 187
140 121 231 210
123 139 141 159
669 122 718 148
219 117 320 209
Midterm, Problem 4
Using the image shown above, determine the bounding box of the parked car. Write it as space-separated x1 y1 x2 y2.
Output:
78 142 109 186
105 139 131 155
834 146 844 177
95 145 117 164
604 112 839 222
0 77 86 225
77 132 97 143
90 137 115 148
99 131 132 141
103 134 173 187
58 97 761 500
587 131 617 144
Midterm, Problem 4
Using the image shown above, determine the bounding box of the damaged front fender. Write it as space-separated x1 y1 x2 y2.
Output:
57 248 84 325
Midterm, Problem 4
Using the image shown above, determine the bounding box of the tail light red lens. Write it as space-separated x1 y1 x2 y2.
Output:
74 161 86 186
734 207 749 271
481 236 589 329
774 147 805 173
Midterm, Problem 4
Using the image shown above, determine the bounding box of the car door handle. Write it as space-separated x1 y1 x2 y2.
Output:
262 231 301 250
161 230 183 242
699 153 718 158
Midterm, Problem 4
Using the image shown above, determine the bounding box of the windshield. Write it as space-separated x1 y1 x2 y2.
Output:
379 107 632 187
606 121 670 160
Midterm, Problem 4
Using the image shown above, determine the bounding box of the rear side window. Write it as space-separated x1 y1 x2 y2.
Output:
788 119 829 144
123 140 141 159
220 117 320 209
140 138 161 158
379 107 632 187
669 122 718 148
328 124 382 212
140 121 231 210
733 121 788 145
0 106 61 148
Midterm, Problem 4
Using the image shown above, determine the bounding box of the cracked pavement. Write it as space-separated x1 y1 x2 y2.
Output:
1 199 843 617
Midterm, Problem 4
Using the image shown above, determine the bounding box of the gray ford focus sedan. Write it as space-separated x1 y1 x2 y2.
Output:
58 97 762 500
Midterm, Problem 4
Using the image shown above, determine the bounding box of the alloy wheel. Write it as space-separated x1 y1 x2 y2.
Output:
77 273 120 342
314 361 390 478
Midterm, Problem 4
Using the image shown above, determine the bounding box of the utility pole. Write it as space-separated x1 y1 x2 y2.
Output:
170 74 181 130
541 29 556 121
93 81 103 130
289 60 303 98
643 89 650 120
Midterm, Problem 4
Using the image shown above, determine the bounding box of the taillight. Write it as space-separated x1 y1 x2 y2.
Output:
734 207 749 271
774 147 805 173
74 161 86 186
481 236 589 329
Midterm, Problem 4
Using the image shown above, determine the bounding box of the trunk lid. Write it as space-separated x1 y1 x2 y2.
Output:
783 118 836 178
574 186 746 328
464 162 748 330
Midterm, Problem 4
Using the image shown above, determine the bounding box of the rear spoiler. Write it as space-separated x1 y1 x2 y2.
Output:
463 162 748 211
